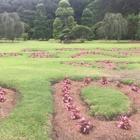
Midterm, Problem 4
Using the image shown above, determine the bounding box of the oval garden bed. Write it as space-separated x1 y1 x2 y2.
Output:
52 80 140 140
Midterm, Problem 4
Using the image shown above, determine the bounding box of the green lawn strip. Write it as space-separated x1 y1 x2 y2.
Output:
81 86 132 120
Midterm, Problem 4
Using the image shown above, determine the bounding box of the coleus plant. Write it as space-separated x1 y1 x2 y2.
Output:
70 108 81 120
62 94 72 103
100 76 108 85
131 83 139 92
77 117 93 134
0 87 5 102
22 47 31 52
83 76 91 85
61 83 70 92
118 115 131 130
62 90 69 96
64 76 71 85
116 80 121 87
0 93 5 102
65 102 75 111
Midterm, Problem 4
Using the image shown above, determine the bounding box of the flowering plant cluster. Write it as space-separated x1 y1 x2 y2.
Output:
118 115 131 130
61 76 93 134
0 87 5 102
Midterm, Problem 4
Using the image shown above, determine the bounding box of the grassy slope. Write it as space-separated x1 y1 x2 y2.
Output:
0 40 140 139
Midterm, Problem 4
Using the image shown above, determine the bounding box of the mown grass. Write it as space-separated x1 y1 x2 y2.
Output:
81 86 132 120
0 40 140 139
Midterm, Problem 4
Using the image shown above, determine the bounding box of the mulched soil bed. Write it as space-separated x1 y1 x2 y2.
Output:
52 81 140 140
0 88 18 119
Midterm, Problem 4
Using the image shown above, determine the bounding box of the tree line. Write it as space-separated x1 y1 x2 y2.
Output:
0 0 140 42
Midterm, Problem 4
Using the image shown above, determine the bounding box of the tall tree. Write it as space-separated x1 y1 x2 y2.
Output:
137 13 140 40
53 0 75 39
98 13 128 42
81 8 92 28
17 6 36 28
55 0 74 27
1 12 24 41
0 20 2 38
53 18 63 39
127 13 138 41
34 3 51 40
97 13 115 40
86 0 139 25
112 13 128 42
69 0 90 24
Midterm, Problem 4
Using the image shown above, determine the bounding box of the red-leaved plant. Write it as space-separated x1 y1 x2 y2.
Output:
65 102 75 111
70 108 81 120
100 76 108 85
61 83 70 92
116 80 122 87
131 83 139 92
118 115 131 130
64 76 71 85
0 87 5 102
77 117 93 134
62 94 72 103
83 76 91 85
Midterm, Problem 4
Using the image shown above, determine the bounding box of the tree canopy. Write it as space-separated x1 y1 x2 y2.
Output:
0 12 24 41
72 25 92 42
0 0 140 41
98 13 128 42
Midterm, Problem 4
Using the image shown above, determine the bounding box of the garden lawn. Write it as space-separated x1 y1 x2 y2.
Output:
81 86 132 120
0 40 140 139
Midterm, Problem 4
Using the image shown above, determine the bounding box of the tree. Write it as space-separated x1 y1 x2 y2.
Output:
92 21 102 39
0 12 24 42
112 13 128 42
137 13 140 40
17 6 36 28
53 18 63 39
67 16 76 30
34 3 50 40
97 13 115 40
98 13 128 42
69 0 89 24
53 0 75 39
81 8 94 40
72 25 92 42
81 8 92 28
0 19 2 38
127 13 138 41
55 0 75 28
21 33 28 41
58 26 71 42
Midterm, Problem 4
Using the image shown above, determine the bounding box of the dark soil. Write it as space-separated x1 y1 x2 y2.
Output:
52 80 140 140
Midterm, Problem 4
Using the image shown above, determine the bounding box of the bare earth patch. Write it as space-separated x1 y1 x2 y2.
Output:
0 88 18 119
52 81 140 140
